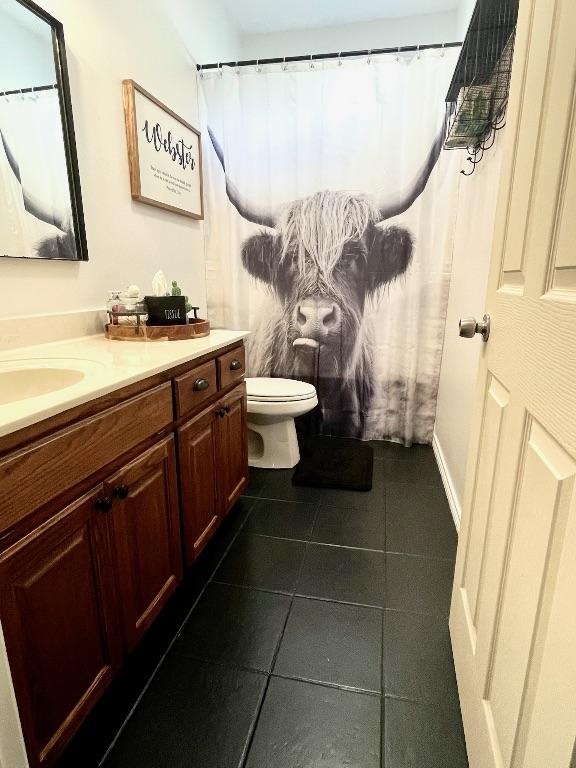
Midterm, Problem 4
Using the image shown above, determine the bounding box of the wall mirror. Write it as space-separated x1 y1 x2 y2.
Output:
0 0 87 260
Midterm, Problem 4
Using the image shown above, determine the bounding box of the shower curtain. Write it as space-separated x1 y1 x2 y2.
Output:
201 48 461 444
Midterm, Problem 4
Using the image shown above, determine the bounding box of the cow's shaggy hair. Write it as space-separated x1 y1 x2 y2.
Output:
279 190 377 290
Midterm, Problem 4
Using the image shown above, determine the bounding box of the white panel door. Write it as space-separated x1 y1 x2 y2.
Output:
450 1 576 767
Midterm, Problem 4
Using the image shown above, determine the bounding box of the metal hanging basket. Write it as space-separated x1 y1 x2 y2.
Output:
445 0 519 174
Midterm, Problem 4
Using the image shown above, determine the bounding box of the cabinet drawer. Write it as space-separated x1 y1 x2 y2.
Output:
174 360 217 418
0 383 173 536
217 346 246 389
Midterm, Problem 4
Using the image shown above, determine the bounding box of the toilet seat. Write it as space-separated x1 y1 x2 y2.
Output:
246 377 318 469
246 377 316 403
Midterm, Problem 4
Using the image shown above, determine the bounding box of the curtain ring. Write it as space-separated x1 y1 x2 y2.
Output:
218 62 223 78
282 56 287 72
338 51 343 66
199 64 204 79
416 44 421 60
367 49 372 65
309 54 314 70
441 42 445 58
256 58 261 73
396 46 400 63
235 61 240 75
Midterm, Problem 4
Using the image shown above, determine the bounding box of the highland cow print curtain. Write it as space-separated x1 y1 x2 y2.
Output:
201 48 461 444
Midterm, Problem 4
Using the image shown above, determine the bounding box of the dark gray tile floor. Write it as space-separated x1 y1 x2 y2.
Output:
58 441 468 768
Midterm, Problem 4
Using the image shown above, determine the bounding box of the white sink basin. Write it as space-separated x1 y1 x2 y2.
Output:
0 359 105 405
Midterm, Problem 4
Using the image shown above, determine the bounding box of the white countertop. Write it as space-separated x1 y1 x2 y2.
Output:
0 329 249 439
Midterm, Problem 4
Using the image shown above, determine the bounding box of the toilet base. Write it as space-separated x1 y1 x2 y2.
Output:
247 416 301 469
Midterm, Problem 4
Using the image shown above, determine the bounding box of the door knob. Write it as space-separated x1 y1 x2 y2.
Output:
459 314 490 342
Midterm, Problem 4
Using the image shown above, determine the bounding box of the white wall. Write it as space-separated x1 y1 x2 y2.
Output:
239 10 460 61
456 0 475 40
0 0 239 321
434 129 505 526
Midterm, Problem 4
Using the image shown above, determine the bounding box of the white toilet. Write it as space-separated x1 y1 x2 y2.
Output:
246 377 318 469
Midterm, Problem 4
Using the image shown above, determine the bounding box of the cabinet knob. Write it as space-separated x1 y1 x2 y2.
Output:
193 378 210 391
95 496 113 512
112 484 129 499
229 360 242 371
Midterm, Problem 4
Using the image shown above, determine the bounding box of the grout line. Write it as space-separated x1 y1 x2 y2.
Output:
270 672 381 698
385 549 456 564
248 496 318 507
237 675 271 768
294 593 384 612
168 650 271 677
383 692 453 705
238 511 315 768
210 579 294 597
241 531 385 554
294 590 385 611
98 503 254 766
208 581 386 612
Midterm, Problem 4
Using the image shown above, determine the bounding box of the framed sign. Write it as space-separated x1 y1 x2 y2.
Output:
122 79 203 219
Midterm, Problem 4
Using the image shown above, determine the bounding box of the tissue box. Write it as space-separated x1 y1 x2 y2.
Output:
144 296 187 325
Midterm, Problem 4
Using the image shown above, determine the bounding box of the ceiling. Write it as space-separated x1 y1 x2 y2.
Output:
220 0 460 35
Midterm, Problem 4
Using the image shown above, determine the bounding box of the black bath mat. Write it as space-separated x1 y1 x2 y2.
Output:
292 436 373 492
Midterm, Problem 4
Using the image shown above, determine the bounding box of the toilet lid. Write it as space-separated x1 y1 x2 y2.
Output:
246 377 316 402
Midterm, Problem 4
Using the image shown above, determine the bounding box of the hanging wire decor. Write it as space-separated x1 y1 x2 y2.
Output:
445 0 519 174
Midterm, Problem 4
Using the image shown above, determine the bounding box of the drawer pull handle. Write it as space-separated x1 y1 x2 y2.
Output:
216 408 226 418
224 405 231 413
193 378 210 391
112 485 129 500
95 496 113 512
229 360 242 371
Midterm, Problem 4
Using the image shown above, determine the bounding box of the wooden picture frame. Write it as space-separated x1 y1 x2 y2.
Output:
122 79 204 219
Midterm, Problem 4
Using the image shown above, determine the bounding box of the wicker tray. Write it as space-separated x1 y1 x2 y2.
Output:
105 318 210 342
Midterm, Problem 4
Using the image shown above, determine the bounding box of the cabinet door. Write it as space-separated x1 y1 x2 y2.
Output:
0 488 121 768
216 384 248 515
106 436 182 652
178 405 219 565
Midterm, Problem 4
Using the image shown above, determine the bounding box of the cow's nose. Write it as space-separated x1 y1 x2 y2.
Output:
296 297 340 338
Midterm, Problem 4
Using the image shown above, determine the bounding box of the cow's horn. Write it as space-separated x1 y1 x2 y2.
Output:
375 104 452 222
0 130 67 232
208 127 277 228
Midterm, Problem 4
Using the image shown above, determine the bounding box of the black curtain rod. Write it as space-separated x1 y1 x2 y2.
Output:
198 41 462 70
0 83 58 97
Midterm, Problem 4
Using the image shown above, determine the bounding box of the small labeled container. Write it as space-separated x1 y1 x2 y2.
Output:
144 296 187 326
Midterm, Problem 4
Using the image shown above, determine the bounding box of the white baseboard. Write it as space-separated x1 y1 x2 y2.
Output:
432 432 462 534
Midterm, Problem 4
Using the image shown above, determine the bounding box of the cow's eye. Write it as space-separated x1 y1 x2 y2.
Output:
340 251 359 268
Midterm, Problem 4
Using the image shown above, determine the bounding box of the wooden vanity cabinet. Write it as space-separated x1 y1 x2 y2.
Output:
178 381 248 565
105 436 182 652
0 487 122 767
0 340 247 768
215 383 249 514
